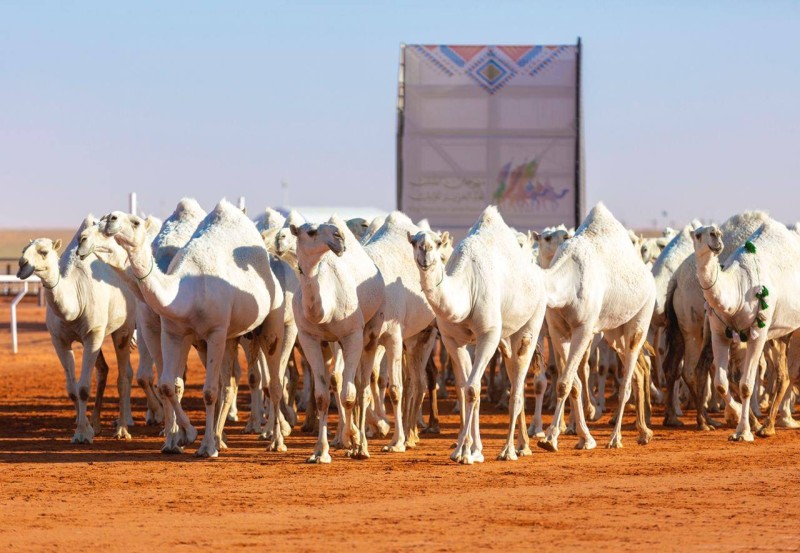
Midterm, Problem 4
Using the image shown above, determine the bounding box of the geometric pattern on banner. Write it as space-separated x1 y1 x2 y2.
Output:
413 45 570 93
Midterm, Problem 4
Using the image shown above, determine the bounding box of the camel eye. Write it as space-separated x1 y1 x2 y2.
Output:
544 235 552 242
133 220 140 228
307 229 317 237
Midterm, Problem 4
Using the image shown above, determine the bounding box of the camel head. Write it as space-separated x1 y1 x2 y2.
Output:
291 222 346 258
692 224 723 257
346 218 370 242
103 211 156 253
260 228 279 254
17 238 61 280
275 227 297 257
77 215 131 269
408 230 445 271
532 225 572 267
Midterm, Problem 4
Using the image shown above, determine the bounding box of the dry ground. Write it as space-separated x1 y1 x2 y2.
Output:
1 297 799 552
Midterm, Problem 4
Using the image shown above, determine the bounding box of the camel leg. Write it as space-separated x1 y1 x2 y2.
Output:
424 353 441 434
580 348 597 421
51 337 82 436
440 335 470 463
730 333 769 442
134 323 161 426
633 352 653 444
111 328 134 440
454 329 502 465
757 339 788 437
299 333 333 464
709 332 742 428
539 323 594 452
300 357 318 434
159 331 198 453
527 351 547 438
193 333 228 457
72 333 105 444
498 325 540 460
244 346 266 434
91 351 109 437
226 353 241 423
381 329 407 453
213 341 239 451
607 303 652 448
264 317 291 453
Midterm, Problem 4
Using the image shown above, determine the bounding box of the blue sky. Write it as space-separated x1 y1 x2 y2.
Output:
1 1 798 229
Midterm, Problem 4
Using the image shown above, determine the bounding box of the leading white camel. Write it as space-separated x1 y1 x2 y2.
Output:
409 206 547 464
104 200 285 457
538 202 656 452
692 220 800 442
290 216 384 463
17 217 137 443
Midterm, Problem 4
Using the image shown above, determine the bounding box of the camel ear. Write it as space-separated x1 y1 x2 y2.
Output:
441 231 451 246
52 239 62 252
407 231 415 245
145 216 157 232
290 224 299 237
531 231 541 242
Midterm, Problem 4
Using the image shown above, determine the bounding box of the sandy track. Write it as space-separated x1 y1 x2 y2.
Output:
1 298 799 552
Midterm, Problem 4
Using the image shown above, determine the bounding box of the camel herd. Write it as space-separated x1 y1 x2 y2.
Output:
15 199 800 463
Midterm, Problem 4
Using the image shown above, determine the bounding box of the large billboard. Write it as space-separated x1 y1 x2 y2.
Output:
397 42 584 238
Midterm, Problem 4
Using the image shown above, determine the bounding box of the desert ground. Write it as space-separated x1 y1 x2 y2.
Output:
1 296 799 552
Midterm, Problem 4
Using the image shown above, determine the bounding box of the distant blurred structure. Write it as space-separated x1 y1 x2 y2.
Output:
397 41 584 239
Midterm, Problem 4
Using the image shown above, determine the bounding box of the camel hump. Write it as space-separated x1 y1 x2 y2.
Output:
385 211 414 229
477 205 504 228
175 198 205 219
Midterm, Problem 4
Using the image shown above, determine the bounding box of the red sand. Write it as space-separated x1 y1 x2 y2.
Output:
1 297 799 552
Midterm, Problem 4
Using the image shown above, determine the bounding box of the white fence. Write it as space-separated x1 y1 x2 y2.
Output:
0 274 41 354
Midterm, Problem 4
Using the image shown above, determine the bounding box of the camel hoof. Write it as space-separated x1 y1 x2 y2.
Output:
637 429 653 445
517 446 532 457
301 422 317 434
496 445 518 461
459 454 474 465
226 412 238 423
421 425 440 435
606 436 623 449
728 431 754 443
242 419 262 434
280 419 292 438
697 422 714 432
382 443 406 453
267 441 287 452
352 447 370 460
179 425 198 447
563 426 577 436
663 415 684 428
195 446 219 458
756 425 775 438
776 417 800 429
576 436 596 450
112 426 132 440
536 437 558 452
472 452 485 463
160 444 183 454
306 452 331 464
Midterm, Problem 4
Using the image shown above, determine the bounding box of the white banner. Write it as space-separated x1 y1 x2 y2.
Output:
398 44 582 238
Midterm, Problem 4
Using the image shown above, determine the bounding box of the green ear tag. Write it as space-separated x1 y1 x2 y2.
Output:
760 299 769 310
761 286 769 298
757 320 766 328
745 241 757 254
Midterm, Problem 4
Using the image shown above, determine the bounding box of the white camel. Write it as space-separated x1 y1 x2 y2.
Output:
104 200 286 457
290 216 384 463
664 211 769 428
409 206 547 464
693 219 800 442
17 217 137 443
358 212 437 454
538 203 655 452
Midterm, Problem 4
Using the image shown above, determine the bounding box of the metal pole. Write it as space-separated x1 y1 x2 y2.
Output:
129 192 138 215
281 180 289 208
11 282 28 354
238 196 246 211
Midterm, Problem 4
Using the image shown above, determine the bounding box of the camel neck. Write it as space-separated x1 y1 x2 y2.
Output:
419 261 470 324
43 264 82 322
125 243 181 320
297 254 334 325
696 251 741 316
